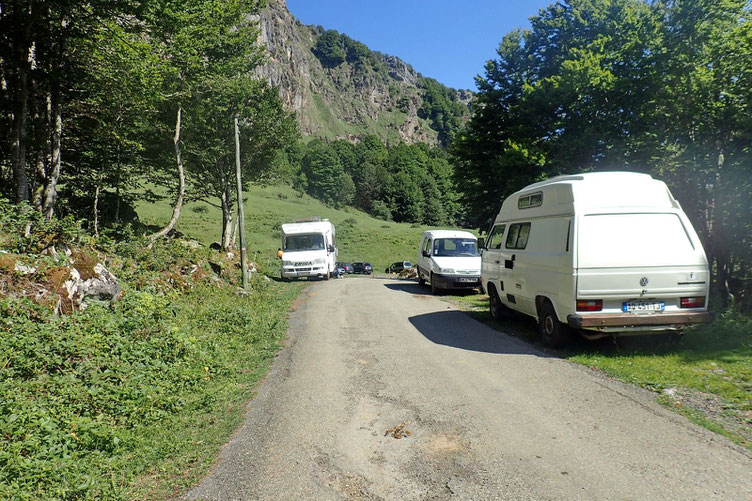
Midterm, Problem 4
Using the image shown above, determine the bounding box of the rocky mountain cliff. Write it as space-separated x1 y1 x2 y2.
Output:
255 0 471 146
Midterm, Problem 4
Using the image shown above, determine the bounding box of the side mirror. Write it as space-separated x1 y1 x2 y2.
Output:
477 237 485 250
328 245 334 253
422 250 429 257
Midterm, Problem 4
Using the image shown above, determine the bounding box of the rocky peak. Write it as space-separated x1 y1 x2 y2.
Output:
255 1 471 145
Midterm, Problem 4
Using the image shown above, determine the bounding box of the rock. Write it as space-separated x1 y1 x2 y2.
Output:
14 262 36 275
51 259 121 313
79 263 121 307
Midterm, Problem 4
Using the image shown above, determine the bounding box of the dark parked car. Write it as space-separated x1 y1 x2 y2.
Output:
385 261 412 274
351 262 373 274
336 262 354 274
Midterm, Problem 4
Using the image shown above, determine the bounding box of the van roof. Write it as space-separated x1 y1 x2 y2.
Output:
281 221 334 235
495 172 680 223
422 229 477 240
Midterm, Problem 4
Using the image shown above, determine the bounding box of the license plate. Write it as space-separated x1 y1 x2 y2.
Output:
622 301 665 312
458 277 478 283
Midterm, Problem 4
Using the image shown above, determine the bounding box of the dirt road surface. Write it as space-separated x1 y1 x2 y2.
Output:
187 278 752 500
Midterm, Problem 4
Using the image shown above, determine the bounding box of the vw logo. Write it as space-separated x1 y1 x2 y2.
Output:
639 277 649 287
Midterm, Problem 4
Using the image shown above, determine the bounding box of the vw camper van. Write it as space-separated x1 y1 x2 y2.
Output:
417 230 482 293
481 172 711 347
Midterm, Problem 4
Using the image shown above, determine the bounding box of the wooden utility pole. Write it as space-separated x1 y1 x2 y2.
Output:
235 117 249 290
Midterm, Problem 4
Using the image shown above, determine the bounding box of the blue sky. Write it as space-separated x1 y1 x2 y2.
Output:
285 0 554 90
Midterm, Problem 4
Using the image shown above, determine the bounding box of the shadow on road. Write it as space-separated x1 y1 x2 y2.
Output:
384 281 480 297
409 310 550 356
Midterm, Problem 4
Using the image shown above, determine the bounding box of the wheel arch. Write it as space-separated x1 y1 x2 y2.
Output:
535 294 561 321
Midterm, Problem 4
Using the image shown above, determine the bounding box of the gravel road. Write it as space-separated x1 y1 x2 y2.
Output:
187 277 752 500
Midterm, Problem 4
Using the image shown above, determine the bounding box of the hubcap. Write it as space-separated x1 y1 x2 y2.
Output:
544 315 554 334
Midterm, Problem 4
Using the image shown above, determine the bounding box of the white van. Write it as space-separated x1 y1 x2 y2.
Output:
417 230 482 293
280 218 337 280
481 172 712 347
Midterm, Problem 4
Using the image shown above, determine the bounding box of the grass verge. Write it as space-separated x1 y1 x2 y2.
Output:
444 291 752 452
0 200 308 499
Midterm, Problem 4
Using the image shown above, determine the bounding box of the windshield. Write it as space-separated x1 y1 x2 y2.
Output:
284 234 325 252
432 238 479 257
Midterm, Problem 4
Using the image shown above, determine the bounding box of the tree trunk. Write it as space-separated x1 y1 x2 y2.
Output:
710 148 731 306
148 106 186 245
93 178 101 237
42 84 62 219
220 182 234 250
10 48 30 203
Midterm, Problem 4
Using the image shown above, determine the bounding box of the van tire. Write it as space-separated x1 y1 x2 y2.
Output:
489 287 507 321
430 273 440 295
323 272 330 281
418 267 426 286
538 300 570 348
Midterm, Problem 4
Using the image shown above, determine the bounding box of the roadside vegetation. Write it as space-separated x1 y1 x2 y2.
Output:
0 201 305 499
446 292 752 452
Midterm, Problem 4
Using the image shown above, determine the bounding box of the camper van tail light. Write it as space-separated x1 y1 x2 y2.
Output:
576 300 603 312
680 296 705 309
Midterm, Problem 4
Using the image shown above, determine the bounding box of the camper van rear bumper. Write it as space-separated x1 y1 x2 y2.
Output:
567 312 712 329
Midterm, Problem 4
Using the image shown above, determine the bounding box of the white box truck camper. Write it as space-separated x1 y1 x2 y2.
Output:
481 172 712 347
280 218 337 280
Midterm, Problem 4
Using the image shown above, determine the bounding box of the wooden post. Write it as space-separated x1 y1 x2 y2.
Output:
235 117 249 290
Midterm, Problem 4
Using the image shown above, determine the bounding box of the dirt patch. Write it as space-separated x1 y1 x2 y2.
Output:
662 387 752 448
0 254 17 272
71 249 99 280
422 432 470 461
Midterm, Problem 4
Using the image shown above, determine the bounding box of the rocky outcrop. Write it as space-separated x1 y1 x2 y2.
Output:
255 0 469 145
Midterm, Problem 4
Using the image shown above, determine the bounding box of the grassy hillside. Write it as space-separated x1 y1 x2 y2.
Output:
135 184 465 273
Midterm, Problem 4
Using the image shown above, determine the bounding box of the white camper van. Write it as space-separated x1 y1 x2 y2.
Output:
417 230 482 294
481 172 711 347
280 218 337 280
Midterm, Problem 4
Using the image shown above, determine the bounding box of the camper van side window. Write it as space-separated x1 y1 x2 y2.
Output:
518 192 543 209
487 224 506 249
505 223 531 250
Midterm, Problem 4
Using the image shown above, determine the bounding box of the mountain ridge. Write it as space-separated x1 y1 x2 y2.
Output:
255 0 471 145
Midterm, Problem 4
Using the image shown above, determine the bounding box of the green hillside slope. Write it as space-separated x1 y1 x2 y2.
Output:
135 184 463 273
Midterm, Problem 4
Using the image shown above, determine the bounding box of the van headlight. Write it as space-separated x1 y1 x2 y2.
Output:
282 261 292 267
313 258 325 265
440 268 455 274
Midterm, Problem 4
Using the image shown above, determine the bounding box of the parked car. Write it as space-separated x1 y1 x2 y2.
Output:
336 262 354 274
417 230 481 294
334 265 346 277
351 262 373 274
385 261 412 274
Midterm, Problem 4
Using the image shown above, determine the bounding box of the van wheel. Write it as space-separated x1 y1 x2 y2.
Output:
418 268 426 286
430 273 440 295
538 300 570 348
489 288 507 321
324 272 330 281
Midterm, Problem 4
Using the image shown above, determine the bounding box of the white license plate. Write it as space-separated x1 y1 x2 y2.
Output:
622 301 665 312
458 277 477 283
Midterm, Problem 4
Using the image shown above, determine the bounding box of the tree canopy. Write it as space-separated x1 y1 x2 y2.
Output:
452 0 752 303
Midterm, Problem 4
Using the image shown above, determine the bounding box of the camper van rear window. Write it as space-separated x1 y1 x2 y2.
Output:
518 192 543 209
